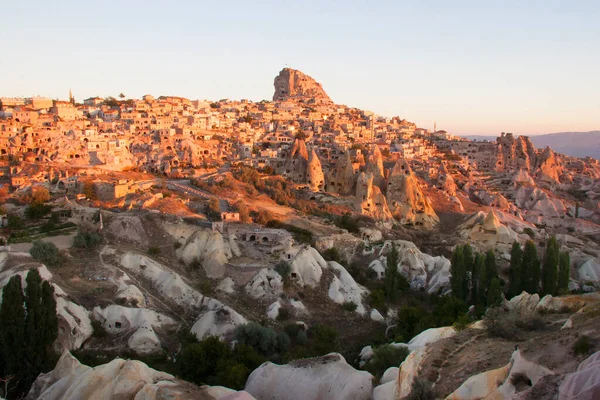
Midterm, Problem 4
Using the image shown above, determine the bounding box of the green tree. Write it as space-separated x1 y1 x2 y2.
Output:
521 240 540 294
508 242 523 298
0 276 26 377
30 240 59 266
25 270 44 373
450 246 466 301
487 277 502 307
471 252 485 306
476 254 488 307
485 249 498 283
384 243 404 301
542 236 559 296
558 251 571 295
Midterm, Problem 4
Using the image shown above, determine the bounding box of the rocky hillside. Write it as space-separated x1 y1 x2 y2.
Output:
273 67 332 103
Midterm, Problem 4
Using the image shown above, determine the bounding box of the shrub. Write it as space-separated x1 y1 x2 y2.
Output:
485 311 518 341
234 322 281 357
523 228 536 239
342 301 358 312
369 289 386 311
322 247 343 263
573 335 592 356
364 344 409 379
73 231 102 248
7 214 24 229
30 240 59 266
277 306 291 321
309 325 339 355
335 213 360 233
452 314 470 332
406 378 436 400
515 317 545 331
284 323 302 338
148 246 161 255
296 330 308 345
26 202 52 219
275 261 291 277
91 320 108 338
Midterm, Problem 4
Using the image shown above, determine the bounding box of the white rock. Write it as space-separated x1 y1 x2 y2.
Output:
217 277 235 294
267 301 281 320
327 261 368 314
559 351 600 400
578 259 600 285
561 318 573 330
289 246 328 288
176 228 232 278
191 307 247 340
245 353 373 400
370 309 385 322
245 268 283 298
408 326 456 351
381 367 399 384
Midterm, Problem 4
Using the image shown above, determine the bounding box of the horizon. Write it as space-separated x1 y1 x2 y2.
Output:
1 1 599 135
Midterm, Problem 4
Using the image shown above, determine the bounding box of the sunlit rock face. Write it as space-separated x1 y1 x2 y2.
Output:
385 158 438 228
355 172 392 220
273 68 332 103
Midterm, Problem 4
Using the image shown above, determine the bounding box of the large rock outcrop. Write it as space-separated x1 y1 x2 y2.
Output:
558 351 600 400
326 152 356 195
355 172 392 220
245 353 373 400
436 163 457 196
283 138 309 183
385 159 438 228
27 352 253 400
273 68 332 103
365 145 385 188
496 133 538 173
535 146 562 183
458 211 519 246
307 148 325 191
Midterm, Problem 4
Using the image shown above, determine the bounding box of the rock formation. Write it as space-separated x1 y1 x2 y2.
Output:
458 210 519 246
27 352 254 400
273 68 332 103
326 152 356 195
496 133 538 173
355 172 392 220
385 158 439 227
365 145 385 189
283 138 309 183
245 353 373 400
535 146 562 183
436 163 457 196
307 148 324 191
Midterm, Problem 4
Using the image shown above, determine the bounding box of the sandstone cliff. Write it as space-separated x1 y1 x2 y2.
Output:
355 172 392 220
307 148 325 191
273 68 332 103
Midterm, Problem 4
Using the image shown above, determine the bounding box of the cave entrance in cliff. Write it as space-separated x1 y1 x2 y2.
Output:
262 237 269 243
249 235 256 241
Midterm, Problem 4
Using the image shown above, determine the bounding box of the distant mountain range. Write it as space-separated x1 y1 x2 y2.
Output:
461 131 600 160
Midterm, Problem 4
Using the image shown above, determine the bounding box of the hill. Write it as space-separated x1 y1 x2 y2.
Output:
462 131 600 159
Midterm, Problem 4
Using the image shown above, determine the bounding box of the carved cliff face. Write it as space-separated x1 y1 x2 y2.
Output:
273 68 332 103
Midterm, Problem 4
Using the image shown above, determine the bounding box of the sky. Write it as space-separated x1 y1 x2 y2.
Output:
1 0 598 135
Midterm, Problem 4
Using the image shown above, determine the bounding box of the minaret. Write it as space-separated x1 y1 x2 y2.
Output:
69 88 74 104
434 122 436 133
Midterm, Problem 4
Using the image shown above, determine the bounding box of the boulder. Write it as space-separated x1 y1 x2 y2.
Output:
245 353 373 400
245 268 283 298
578 259 600 285
289 246 327 288
191 307 247 340
327 261 369 314
558 351 600 400
92 305 176 354
176 229 232 278
27 351 252 400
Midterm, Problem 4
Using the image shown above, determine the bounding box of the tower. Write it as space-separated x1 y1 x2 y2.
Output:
434 122 436 133
69 88 74 104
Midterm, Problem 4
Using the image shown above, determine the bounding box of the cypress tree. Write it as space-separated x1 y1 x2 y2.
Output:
450 246 466 301
485 249 498 283
384 243 400 301
558 251 571 295
471 252 485 306
508 242 523 298
542 236 559 296
521 240 540 294
476 253 488 307
487 277 502 307
0 275 26 375
462 244 474 298
25 269 44 375
41 280 58 359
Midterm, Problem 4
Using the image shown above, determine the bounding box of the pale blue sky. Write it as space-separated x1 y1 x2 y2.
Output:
1 0 598 135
